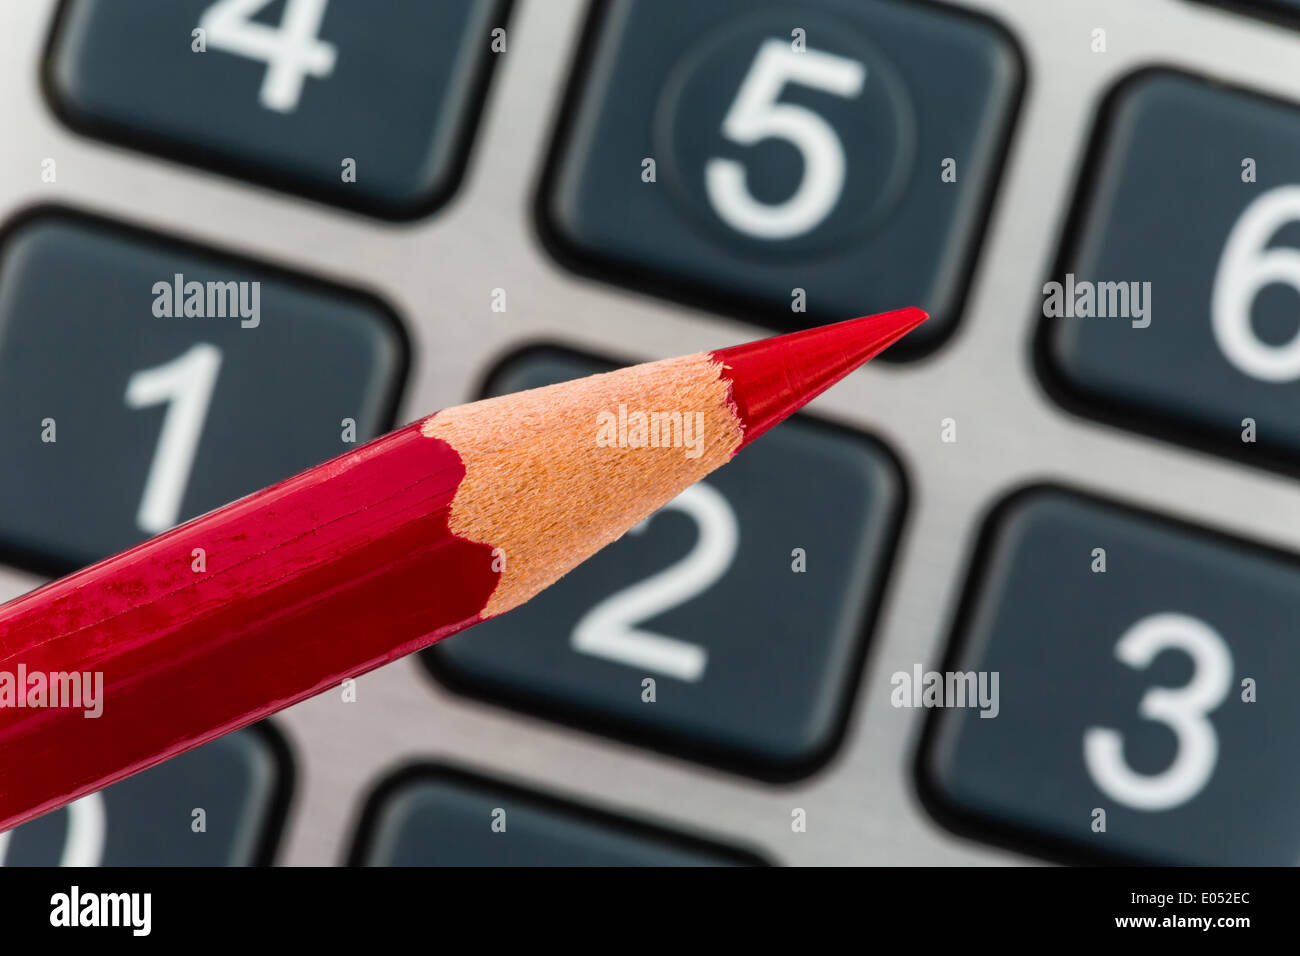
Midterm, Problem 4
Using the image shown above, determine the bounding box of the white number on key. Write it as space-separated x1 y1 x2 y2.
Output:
125 343 223 534
1083 612 1233 811
571 482 739 682
200 0 338 113
1212 185 1300 382
705 40 866 240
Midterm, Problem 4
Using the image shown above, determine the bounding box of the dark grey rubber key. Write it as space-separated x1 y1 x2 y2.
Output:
0 211 405 573
540 0 1022 357
921 486 1300 865
1042 69 1300 470
425 348 904 780
0 724 289 866
352 767 761 866
47 0 508 218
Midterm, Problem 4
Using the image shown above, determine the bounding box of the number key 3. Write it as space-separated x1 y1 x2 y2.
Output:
921 487 1300 865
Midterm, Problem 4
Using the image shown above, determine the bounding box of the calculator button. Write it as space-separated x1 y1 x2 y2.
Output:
0 211 404 573
920 487 1300 865
1042 70 1300 466
47 0 508 218
540 0 1021 357
0 724 289 865
424 348 904 779
351 767 761 866
1190 0 1300 23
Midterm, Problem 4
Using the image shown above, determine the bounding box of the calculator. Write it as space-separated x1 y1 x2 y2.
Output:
1 0 1298 866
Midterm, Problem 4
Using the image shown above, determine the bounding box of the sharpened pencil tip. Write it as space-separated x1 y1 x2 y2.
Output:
711 308 929 450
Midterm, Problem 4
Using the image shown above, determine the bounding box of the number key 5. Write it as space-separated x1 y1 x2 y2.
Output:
540 0 1023 357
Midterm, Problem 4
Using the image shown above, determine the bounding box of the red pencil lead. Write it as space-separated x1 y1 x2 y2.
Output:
712 307 929 450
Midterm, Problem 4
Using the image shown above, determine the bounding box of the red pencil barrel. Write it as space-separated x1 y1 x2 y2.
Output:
0 422 495 832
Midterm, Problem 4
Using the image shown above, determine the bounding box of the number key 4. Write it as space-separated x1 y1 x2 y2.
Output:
47 0 509 218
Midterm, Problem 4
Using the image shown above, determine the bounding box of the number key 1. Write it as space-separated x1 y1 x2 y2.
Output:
0 211 405 573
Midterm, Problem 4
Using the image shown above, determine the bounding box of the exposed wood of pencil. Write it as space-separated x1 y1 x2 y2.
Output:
0 308 926 832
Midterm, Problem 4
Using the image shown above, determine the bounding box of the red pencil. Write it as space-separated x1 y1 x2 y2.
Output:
0 308 926 832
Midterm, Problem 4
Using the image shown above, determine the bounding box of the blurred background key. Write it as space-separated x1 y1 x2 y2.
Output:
350 766 761 866
0 724 290 866
1190 0 1300 25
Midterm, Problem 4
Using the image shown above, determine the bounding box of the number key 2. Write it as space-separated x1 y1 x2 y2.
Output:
541 0 1022 357
919 486 1300 865
424 348 906 780
47 0 509 218
1042 69 1300 470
